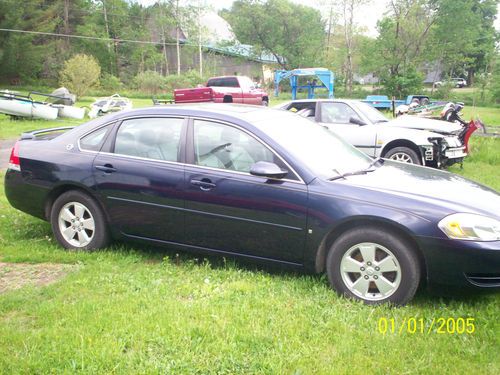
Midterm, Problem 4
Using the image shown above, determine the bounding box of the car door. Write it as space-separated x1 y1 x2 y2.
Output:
92 116 186 243
218 77 244 104
183 118 308 264
316 101 378 157
238 76 260 105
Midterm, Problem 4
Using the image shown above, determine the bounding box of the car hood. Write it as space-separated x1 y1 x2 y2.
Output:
333 161 500 219
387 115 462 134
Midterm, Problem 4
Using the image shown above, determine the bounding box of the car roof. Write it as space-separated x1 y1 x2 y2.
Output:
84 103 290 129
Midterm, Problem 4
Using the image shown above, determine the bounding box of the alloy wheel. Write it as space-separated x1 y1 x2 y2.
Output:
340 242 402 301
58 201 95 247
389 152 413 163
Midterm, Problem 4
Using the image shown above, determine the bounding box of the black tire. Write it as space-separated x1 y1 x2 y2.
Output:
420 97 430 106
50 190 110 250
223 95 233 103
326 226 420 305
384 146 421 165
262 98 269 106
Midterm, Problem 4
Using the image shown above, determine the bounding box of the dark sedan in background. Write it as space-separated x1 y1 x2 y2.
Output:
5 104 500 305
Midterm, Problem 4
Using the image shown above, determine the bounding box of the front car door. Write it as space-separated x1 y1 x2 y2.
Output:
316 101 378 157
183 118 308 264
92 116 186 243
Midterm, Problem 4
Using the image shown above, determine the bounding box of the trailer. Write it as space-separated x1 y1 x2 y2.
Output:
274 68 334 100
361 95 432 110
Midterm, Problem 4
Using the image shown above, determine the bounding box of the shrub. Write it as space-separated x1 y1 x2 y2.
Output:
433 82 454 100
133 71 167 95
163 70 205 93
59 54 101 98
100 73 123 92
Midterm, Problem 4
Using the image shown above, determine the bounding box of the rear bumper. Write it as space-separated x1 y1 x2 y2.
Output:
4 169 49 220
416 236 500 290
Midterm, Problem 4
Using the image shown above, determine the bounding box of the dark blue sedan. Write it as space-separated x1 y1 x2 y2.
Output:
5 105 500 305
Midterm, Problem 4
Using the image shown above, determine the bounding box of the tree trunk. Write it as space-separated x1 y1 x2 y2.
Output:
343 0 355 95
63 0 70 50
102 0 113 74
159 4 170 76
176 0 181 76
198 3 203 77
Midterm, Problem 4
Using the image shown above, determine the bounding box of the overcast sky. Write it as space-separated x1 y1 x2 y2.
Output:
137 0 500 37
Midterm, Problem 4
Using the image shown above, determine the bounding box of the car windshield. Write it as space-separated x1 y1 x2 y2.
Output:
252 112 373 179
352 101 389 123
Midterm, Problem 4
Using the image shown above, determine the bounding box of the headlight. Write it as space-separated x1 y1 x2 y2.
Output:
438 213 500 241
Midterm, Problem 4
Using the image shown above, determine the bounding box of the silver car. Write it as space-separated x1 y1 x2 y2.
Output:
277 99 467 168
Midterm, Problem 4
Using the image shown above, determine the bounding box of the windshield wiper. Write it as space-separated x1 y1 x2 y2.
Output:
328 157 384 181
375 119 389 123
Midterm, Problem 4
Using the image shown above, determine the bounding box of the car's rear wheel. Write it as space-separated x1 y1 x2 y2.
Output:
326 227 420 305
50 190 110 250
385 146 421 165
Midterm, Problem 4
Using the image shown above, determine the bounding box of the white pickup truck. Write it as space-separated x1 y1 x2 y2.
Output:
277 99 467 168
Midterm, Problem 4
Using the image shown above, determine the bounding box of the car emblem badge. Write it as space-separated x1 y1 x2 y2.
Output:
66 143 74 151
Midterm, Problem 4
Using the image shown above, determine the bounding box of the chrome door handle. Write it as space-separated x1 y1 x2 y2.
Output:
95 164 117 173
190 179 216 191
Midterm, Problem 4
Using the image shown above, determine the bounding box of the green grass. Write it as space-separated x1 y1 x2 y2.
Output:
0 138 499 373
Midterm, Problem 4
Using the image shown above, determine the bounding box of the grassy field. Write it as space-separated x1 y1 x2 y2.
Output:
1 96 499 373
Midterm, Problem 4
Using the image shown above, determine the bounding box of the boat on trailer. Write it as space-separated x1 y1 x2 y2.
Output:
0 91 58 120
0 90 85 120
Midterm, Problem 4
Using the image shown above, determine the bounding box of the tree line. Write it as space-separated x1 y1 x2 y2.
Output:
0 0 498 99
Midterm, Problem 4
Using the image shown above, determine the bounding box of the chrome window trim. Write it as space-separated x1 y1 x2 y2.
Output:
77 121 116 153
184 163 304 186
189 116 305 184
77 114 306 185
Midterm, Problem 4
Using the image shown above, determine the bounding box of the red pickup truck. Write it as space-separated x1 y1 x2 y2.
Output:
174 76 269 106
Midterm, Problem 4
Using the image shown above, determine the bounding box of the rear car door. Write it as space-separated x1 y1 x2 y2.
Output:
183 118 308 264
317 102 378 157
92 116 186 243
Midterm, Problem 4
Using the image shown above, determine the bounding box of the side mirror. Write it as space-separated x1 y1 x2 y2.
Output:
250 161 288 179
350 116 367 126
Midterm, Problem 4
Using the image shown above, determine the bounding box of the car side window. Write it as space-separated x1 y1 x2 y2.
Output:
80 124 113 152
320 102 361 124
114 117 183 162
193 120 296 179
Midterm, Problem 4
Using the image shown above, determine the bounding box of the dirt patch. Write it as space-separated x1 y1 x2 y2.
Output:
0 262 78 293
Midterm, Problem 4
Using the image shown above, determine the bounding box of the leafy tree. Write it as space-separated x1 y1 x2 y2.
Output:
60 54 101 97
221 0 325 69
430 0 498 85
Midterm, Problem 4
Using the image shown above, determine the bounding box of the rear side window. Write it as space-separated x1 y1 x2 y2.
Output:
207 78 221 87
207 77 240 88
114 117 183 162
80 124 113 152
222 77 239 87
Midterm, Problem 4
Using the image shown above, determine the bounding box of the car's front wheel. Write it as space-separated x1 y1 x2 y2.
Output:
385 146 421 165
50 190 110 250
326 227 420 305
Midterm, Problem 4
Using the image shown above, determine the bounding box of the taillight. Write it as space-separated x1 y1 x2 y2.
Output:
8 141 21 171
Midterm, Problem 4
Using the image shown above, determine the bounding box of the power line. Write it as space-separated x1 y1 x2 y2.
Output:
0 28 186 46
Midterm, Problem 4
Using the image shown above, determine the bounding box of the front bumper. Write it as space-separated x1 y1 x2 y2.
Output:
422 143 467 168
416 236 500 290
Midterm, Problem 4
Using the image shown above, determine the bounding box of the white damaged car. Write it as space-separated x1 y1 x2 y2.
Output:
277 99 467 168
